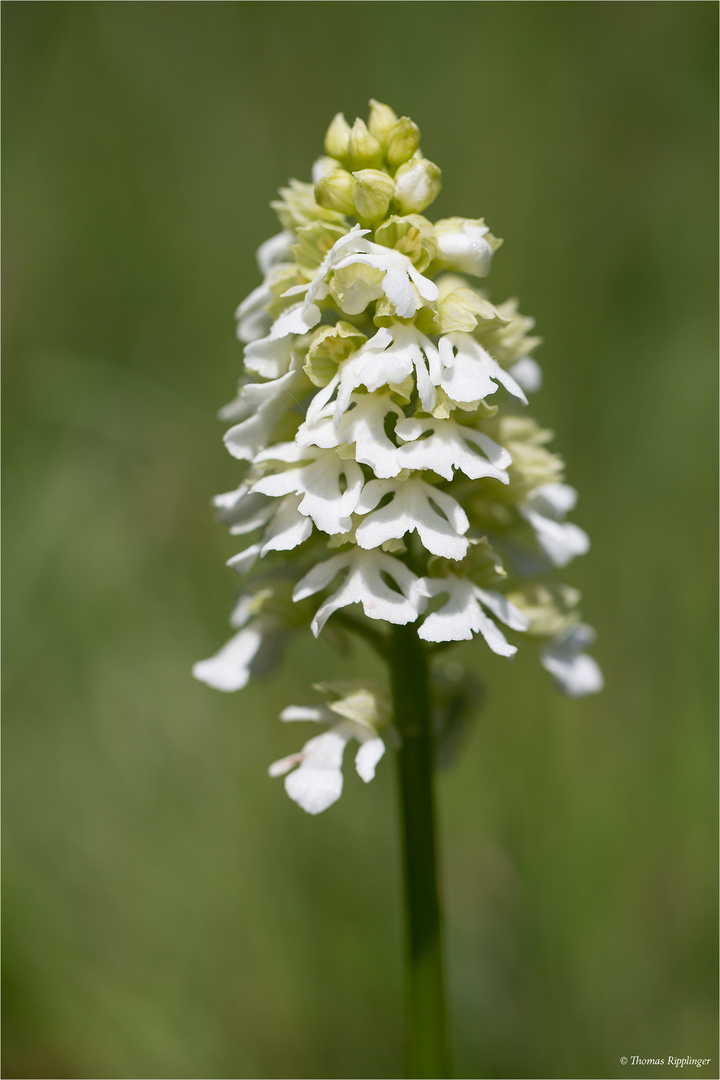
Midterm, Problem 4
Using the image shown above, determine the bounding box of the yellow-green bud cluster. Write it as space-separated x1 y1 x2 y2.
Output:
316 101 442 225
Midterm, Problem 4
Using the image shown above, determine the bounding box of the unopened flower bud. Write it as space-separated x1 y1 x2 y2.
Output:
393 158 442 213
348 118 383 170
324 112 352 163
367 99 398 146
386 117 421 170
352 169 395 222
314 169 356 216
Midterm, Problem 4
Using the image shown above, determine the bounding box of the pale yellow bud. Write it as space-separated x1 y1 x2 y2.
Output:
314 169 356 216
324 112 351 162
347 119 383 170
386 117 421 169
352 169 395 222
367 99 398 146
393 158 442 213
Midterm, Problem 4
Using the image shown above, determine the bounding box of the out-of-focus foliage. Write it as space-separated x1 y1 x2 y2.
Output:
3 4 717 1078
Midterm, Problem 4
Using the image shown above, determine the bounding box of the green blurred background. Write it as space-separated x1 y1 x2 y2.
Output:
3 3 717 1078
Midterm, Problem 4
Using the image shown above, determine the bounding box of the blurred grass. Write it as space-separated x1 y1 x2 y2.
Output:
2 3 717 1078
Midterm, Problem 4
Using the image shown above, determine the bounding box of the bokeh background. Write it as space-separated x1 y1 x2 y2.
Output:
3 3 717 1079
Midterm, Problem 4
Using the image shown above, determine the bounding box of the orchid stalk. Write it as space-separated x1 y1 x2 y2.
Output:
194 100 602 1079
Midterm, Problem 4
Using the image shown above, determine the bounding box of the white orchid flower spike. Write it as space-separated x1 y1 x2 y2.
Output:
195 99 602 814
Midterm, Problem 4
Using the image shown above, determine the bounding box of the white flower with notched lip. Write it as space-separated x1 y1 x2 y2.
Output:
355 476 470 560
418 573 529 654
294 548 427 636
252 442 365 535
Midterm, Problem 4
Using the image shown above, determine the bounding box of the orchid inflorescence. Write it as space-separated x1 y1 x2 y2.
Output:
194 101 602 813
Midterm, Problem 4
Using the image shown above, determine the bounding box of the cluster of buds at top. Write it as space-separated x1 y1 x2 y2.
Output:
194 101 602 812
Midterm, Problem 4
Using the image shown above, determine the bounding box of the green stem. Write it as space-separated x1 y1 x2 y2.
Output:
388 623 452 1079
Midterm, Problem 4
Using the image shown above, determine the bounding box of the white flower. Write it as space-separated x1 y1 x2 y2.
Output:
222 359 305 460
298 388 406 479
243 333 296 380
328 324 442 415
193 595 278 692
519 482 590 568
235 282 274 344
311 156 339 182
293 548 427 634
269 684 389 814
437 333 528 406
252 442 365 535
260 493 314 553
222 491 314 575
540 623 603 697
302 324 528 424
509 356 543 394
434 218 495 277
213 482 272 533
193 625 264 692
418 574 529 654
267 712 386 812
355 477 470 560
394 415 511 482
256 230 294 276
283 225 439 324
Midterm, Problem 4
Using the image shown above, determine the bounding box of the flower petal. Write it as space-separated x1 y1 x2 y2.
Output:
192 626 264 692
244 334 295 380
439 333 528 405
294 549 426 635
261 495 313 554
474 588 530 632
509 356 543 394
354 737 386 783
283 731 348 814
280 705 335 723
226 545 261 576
395 416 511 482
520 507 590 567
256 230 294 275
337 394 405 478
418 576 518 656
355 478 469 560
254 448 364 535
540 624 604 697
223 362 304 462
235 283 273 344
